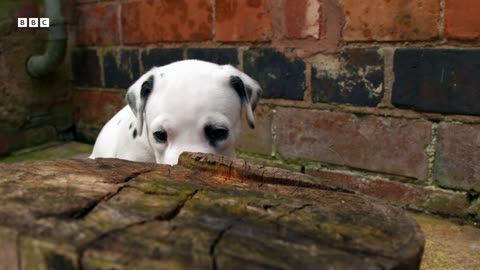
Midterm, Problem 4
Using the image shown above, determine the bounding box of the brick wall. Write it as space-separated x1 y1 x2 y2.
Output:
72 0 480 222
0 1 74 156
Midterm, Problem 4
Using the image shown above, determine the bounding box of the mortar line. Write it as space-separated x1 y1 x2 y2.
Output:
303 62 313 106
439 0 446 42
379 47 394 108
117 0 123 46
426 123 439 186
211 0 216 42
271 106 277 158
238 47 244 70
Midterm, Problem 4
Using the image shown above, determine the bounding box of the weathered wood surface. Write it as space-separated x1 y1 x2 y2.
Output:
0 153 424 270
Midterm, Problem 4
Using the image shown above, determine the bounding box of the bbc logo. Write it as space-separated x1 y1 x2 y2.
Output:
18 18 50 28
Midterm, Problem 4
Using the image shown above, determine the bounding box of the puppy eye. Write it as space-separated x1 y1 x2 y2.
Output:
153 130 168 143
204 125 229 146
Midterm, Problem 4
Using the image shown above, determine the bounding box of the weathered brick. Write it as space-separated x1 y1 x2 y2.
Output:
468 199 480 220
311 48 384 107
121 0 212 44
275 108 432 180
10 2 39 19
23 127 57 149
236 105 273 156
10 8 35 32
103 49 140 89
186 48 239 66
0 134 8 155
74 0 96 3
306 169 470 218
74 124 101 144
445 0 480 40
73 89 125 128
244 48 306 100
283 0 321 39
343 0 440 41
72 49 102 87
435 123 480 192
75 3 119 46
216 0 272 42
392 49 480 116
0 127 57 156
141 48 184 72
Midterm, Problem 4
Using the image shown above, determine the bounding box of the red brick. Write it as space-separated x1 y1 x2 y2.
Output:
0 127 57 156
236 105 273 156
445 0 480 40
283 0 321 39
10 2 39 18
122 0 212 44
74 0 97 4
275 108 432 179
11 2 39 31
216 0 272 42
306 168 470 218
75 3 119 46
435 123 480 192
73 90 125 127
343 0 440 41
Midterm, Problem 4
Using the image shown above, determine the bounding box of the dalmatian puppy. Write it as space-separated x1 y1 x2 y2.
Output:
90 60 262 165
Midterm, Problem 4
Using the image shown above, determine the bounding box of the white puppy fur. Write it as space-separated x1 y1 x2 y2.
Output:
90 60 262 165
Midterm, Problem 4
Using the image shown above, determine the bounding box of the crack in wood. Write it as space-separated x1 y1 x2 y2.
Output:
275 203 313 224
156 189 199 221
209 224 234 270
74 170 154 220
78 189 200 270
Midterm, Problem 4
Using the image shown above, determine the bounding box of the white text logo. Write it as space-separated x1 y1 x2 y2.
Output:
18 18 50 28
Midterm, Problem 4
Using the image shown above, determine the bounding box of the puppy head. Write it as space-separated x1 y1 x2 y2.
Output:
126 60 262 165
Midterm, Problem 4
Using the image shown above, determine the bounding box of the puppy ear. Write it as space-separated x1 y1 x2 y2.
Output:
126 71 155 136
244 78 262 112
229 75 262 129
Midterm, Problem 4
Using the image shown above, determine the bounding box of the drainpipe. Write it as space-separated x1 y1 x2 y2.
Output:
26 0 67 79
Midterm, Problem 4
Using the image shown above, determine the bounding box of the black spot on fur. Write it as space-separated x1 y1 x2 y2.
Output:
133 129 137 139
230 76 248 104
141 75 154 99
129 123 133 129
